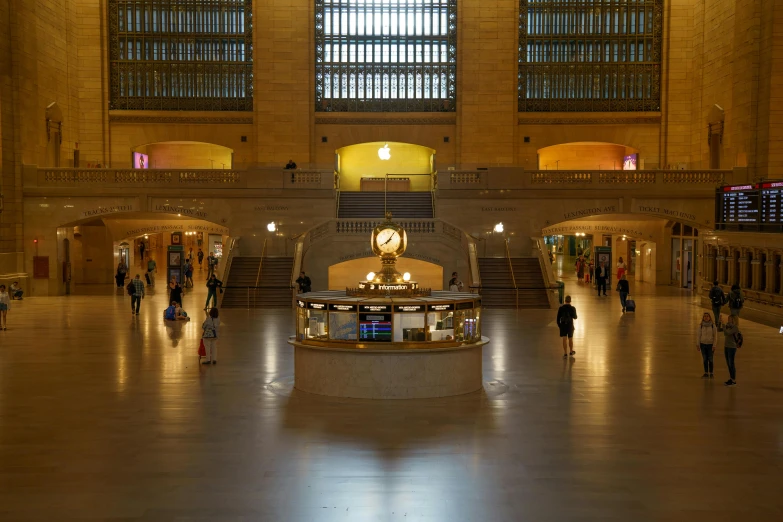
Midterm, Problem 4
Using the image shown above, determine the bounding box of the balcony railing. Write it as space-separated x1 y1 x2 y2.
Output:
30 167 335 190
446 169 737 190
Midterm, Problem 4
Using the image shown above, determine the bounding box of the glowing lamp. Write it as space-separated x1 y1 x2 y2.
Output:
403 272 411 281
366 272 376 280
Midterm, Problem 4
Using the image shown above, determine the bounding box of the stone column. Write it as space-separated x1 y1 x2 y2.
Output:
716 254 726 283
751 257 762 291
726 248 736 286
738 250 749 289
765 251 776 294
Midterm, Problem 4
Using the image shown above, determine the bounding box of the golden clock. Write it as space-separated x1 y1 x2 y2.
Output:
371 221 407 258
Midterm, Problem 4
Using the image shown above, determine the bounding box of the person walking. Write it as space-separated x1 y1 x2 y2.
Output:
115 259 128 289
728 284 744 326
722 315 742 386
596 261 608 296
184 261 194 288
448 271 463 292
0 285 10 330
207 252 217 278
616 257 627 280
575 256 585 281
147 258 157 286
708 280 727 329
296 271 312 293
130 274 145 315
205 274 223 310
168 277 184 306
616 273 630 312
556 295 578 358
197 248 204 269
697 312 717 379
187 247 194 263
201 308 220 364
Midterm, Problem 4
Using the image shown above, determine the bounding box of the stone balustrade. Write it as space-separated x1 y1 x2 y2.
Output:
446 168 736 190
31 167 334 190
310 219 464 244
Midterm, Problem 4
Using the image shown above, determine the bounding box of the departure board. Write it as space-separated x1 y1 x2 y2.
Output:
760 181 783 225
719 184 759 227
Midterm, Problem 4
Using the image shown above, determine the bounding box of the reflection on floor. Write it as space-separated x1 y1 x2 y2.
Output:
1 262 782 521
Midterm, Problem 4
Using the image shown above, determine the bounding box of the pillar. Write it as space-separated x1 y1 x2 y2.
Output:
765 250 776 294
738 250 749 289
716 251 726 284
751 258 762 291
726 249 736 286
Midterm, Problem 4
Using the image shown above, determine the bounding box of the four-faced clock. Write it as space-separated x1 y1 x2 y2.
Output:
375 228 402 254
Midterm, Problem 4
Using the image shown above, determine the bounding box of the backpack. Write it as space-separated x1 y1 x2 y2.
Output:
164 306 176 320
126 281 134 296
733 331 744 348
709 287 724 306
730 295 744 310
557 305 573 327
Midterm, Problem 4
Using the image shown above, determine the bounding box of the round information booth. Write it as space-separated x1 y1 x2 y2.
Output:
288 214 488 399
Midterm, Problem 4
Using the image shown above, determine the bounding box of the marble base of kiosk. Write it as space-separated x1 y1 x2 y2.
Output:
289 291 488 399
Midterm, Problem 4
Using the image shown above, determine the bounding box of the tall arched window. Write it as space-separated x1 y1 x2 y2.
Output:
518 0 662 112
109 0 253 111
315 0 457 112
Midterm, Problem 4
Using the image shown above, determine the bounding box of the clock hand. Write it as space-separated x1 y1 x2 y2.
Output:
381 235 395 246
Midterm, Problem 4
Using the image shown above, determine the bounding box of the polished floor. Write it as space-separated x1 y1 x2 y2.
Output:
1 261 782 521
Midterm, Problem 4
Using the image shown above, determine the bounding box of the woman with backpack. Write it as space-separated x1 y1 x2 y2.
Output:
728 284 744 325
697 312 717 379
722 315 742 387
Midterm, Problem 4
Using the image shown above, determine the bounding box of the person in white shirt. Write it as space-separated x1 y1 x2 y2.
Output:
448 271 464 292
697 312 717 379
201 308 221 364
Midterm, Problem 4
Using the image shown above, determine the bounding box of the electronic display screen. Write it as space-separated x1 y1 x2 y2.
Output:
718 184 759 228
760 181 783 226
359 313 392 342
133 152 149 169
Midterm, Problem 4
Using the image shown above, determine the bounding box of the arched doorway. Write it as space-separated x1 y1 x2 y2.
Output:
132 141 234 169
335 141 435 192
328 257 444 290
537 142 640 171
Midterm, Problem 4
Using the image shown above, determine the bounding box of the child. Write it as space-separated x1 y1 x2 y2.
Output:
0 285 10 330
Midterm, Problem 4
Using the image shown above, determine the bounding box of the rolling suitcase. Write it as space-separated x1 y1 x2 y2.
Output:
625 297 636 312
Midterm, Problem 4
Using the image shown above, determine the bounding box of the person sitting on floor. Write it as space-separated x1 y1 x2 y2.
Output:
9 282 23 300
164 301 190 321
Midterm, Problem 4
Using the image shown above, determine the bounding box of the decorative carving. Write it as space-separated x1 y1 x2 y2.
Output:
110 115 254 125
531 172 592 184
599 172 655 184
315 117 456 125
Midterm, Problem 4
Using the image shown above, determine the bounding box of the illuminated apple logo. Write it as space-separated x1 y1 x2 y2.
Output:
378 143 391 160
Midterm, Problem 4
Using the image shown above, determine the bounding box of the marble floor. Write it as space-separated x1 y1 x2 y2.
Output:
1 261 782 521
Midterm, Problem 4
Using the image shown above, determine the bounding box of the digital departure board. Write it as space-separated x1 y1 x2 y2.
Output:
760 181 783 226
716 181 783 231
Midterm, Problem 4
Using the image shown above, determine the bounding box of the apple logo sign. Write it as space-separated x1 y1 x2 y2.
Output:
378 143 391 160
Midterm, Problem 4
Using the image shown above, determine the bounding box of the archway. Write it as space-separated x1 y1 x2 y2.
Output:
537 142 639 170
57 212 231 294
328 257 444 290
132 141 234 169
336 141 435 192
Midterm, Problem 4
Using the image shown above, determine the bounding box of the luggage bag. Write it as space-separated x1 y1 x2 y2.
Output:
625 297 636 312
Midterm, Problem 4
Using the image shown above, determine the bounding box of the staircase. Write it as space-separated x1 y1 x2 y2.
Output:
338 192 433 218
221 256 293 308
478 257 550 308
256 257 294 307
220 257 261 308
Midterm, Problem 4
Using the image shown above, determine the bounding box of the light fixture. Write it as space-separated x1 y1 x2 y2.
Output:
366 272 376 280
494 222 504 233
378 143 391 160
267 222 276 232
403 272 411 281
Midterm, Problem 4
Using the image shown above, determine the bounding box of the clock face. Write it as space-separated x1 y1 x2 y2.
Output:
375 228 402 254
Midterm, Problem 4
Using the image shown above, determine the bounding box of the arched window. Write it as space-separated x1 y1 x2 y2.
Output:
109 0 253 111
315 0 457 112
518 0 662 112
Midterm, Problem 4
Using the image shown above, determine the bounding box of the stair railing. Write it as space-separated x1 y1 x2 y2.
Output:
254 239 268 308
217 237 239 309
505 238 519 310
290 234 306 307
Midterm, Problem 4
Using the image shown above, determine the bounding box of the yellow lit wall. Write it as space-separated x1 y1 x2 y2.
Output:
137 141 233 169
336 141 434 191
328 257 443 290
537 142 638 170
